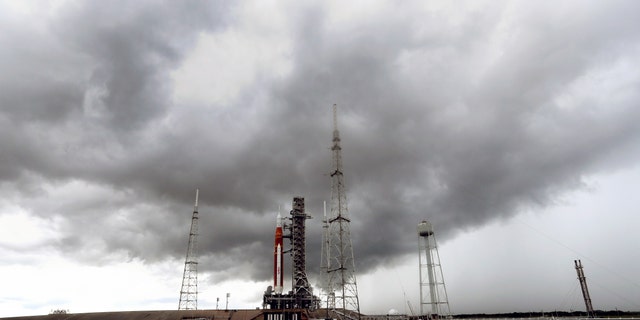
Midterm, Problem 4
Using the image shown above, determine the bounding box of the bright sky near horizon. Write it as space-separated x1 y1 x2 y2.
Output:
1 0 640 317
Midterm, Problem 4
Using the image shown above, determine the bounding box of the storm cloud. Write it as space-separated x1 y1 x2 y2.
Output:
2 0 640 293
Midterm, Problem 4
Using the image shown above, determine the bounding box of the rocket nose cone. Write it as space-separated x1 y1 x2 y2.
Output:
276 212 282 227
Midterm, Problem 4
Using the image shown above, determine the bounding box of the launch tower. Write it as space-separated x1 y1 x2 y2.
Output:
325 104 360 318
417 220 450 318
290 197 316 306
179 189 200 310
263 197 320 311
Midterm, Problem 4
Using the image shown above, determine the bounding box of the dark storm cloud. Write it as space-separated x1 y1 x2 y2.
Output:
0 0 236 260
51 1 228 131
260 1 640 272
0 0 230 180
2 0 640 285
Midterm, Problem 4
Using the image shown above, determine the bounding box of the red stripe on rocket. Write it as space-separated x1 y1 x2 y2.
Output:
273 212 284 294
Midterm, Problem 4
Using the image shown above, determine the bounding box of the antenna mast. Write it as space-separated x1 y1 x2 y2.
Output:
179 189 200 310
574 259 595 317
325 104 360 318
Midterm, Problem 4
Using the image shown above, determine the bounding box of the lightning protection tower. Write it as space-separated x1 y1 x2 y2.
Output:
179 189 200 310
418 220 450 318
326 104 360 318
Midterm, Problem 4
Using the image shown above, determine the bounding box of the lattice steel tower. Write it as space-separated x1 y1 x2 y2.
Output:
418 220 450 318
179 189 200 310
326 104 360 316
290 197 319 309
574 259 595 317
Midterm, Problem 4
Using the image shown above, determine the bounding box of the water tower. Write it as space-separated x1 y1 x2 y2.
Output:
417 220 450 318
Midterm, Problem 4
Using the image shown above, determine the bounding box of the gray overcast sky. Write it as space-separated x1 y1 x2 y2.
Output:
1 0 640 317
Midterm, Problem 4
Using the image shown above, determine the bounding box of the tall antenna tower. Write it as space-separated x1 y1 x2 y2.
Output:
179 189 200 310
418 220 450 318
326 104 360 317
574 259 595 317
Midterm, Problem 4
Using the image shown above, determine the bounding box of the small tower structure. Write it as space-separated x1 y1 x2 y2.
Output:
417 220 450 318
178 189 200 310
574 259 595 317
326 104 360 318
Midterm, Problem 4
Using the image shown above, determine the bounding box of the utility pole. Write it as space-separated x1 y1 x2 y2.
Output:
178 189 200 310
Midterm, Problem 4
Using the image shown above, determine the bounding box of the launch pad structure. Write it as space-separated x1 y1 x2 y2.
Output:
263 197 320 313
